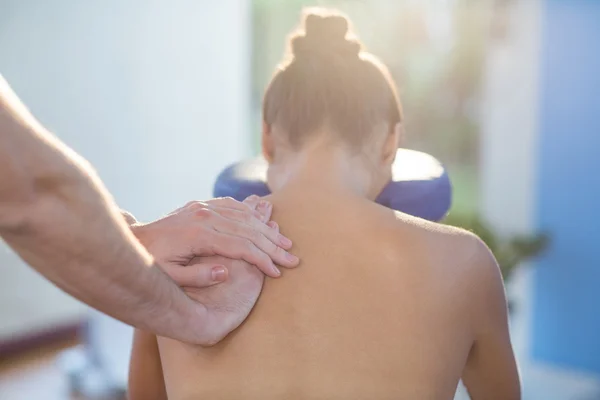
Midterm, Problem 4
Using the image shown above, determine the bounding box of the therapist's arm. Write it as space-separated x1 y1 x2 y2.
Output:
0 75 297 344
0 90 190 337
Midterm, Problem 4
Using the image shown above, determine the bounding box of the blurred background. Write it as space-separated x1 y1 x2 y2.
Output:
0 0 598 399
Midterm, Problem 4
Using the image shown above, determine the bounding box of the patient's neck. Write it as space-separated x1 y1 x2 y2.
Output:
267 145 381 200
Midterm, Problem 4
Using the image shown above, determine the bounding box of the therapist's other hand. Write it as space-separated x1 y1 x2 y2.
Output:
131 196 299 279
122 209 229 288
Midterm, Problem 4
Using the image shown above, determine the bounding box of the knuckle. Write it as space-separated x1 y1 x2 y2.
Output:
186 200 204 210
223 196 237 204
194 207 214 219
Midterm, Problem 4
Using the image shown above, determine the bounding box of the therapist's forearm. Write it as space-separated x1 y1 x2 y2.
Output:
0 78 199 338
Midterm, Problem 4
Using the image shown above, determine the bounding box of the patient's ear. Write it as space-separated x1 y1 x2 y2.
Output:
382 122 403 165
262 121 275 163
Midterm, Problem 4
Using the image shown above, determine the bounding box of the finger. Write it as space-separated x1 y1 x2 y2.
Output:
211 213 299 269
267 221 279 233
209 197 253 211
170 200 201 215
207 197 263 220
256 200 273 222
162 263 229 288
243 195 272 222
209 231 281 278
211 207 293 250
242 195 260 210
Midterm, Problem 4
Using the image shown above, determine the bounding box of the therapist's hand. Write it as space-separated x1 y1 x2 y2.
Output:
130 196 299 281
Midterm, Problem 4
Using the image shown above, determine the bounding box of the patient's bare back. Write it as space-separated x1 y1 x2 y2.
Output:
158 194 517 400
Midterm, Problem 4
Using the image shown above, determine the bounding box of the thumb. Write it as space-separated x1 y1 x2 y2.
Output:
161 263 229 288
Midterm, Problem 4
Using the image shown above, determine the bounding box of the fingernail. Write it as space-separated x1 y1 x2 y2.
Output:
257 200 269 214
279 234 292 248
268 221 279 230
286 252 299 264
211 266 227 282
272 265 281 277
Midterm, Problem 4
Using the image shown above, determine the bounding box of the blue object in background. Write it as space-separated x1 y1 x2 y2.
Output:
532 0 600 374
214 149 452 222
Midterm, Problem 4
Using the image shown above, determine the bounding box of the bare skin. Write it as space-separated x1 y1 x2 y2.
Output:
129 141 520 400
0 74 299 345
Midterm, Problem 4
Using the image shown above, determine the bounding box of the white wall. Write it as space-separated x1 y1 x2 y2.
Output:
0 0 251 341
480 0 542 237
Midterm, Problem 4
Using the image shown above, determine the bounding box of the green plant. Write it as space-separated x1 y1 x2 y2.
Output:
443 213 550 282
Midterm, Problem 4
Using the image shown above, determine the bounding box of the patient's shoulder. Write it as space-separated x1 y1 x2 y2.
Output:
386 212 500 297
388 211 486 264
391 210 475 240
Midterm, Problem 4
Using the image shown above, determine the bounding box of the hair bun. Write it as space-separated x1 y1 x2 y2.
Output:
305 13 348 41
291 9 362 60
